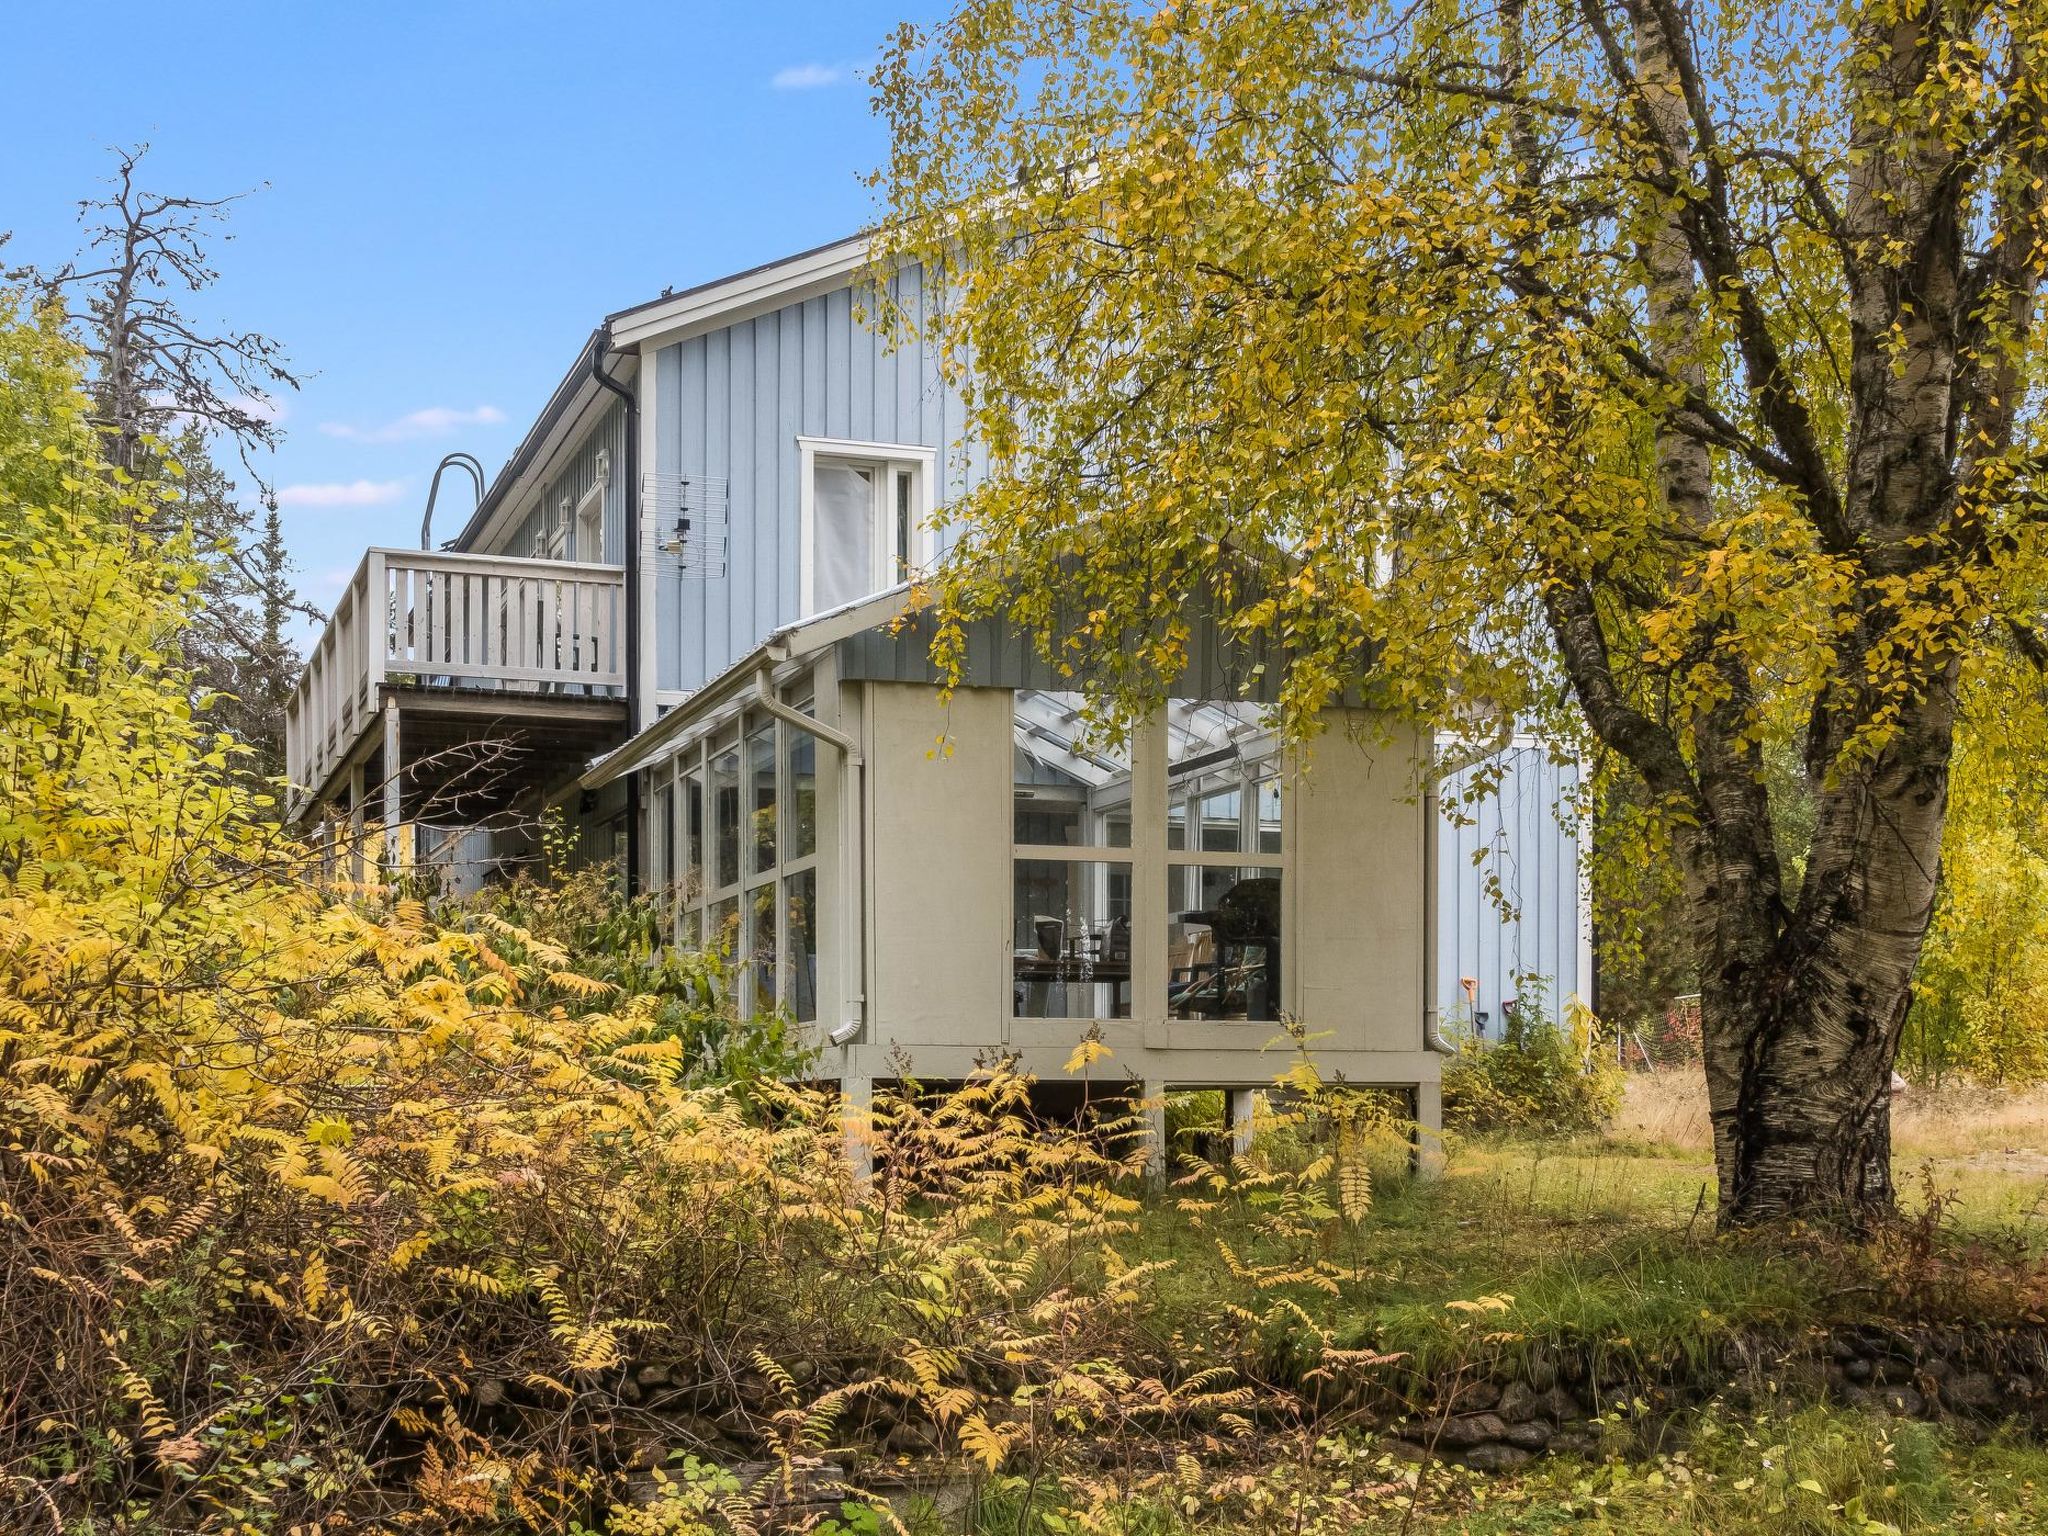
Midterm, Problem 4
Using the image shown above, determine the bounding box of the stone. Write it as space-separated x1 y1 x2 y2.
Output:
1523 1356 1560 1392
1495 1381 1543 1423
1500 1382 1580 1422
473 1377 508 1409
1879 1384 1925 1418
1548 1427 1602 1458
635 1363 670 1388
1447 1378 1502 1413
1428 1413 1509 1450
1843 1357 1874 1383
1502 1420 1553 1451
883 1421 937 1457
1460 1442 1534 1472
1946 1372 1999 1411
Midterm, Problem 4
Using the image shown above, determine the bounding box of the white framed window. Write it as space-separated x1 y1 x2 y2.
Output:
654 674 821 1024
796 436 938 615
574 483 604 564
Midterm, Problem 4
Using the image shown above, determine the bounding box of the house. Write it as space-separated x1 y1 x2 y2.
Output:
284 233 1591 1146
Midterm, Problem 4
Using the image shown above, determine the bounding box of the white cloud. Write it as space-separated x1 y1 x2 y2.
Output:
229 392 290 426
318 404 506 444
772 61 846 90
275 479 406 509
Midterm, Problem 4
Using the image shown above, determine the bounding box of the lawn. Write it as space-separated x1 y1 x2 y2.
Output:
1126 1073 2048 1387
956 1074 2048 1535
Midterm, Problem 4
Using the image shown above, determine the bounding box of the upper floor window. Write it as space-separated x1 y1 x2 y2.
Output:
574 483 604 564
798 437 937 614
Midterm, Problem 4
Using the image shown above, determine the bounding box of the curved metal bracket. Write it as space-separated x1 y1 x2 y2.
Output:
421 452 486 549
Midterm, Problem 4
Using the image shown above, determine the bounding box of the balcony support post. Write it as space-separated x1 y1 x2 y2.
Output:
364 551 387 696
382 696 403 887
348 761 366 888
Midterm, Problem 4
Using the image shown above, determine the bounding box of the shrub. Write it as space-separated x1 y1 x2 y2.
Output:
1441 992 1621 1134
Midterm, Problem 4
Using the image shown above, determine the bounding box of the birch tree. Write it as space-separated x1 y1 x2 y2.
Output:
873 0 2048 1226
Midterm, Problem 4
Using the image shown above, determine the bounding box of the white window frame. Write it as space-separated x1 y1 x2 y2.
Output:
795 436 939 615
656 674 823 1024
574 482 604 564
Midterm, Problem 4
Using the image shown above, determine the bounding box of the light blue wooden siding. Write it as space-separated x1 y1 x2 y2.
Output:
497 402 629 564
1438 743 1589 1033
655 262 976 694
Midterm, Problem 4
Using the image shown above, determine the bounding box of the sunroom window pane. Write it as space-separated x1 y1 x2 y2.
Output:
747 882 777 1016
682 770 704 904
1256 771 1283 855
1167 865 1281 1022
710 742 740 890
1012 857 1132 1020
1013 690 1132 847
1166 699 1282 854
748 722 777 874
785 705 816 861
707 896 740 959
652 784 673 897
784 869 817 1024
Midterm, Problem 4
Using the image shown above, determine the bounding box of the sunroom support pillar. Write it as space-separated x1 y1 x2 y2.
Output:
1139 1081 1167 1188
1227 1088 1258 1160
840 1075 873 1181
1413 1080 1445 1180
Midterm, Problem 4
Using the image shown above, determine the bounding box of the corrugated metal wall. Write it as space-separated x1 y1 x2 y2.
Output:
836 606 1286 701
655 262 981 695
1437 741 1590 1033
499 402 630 564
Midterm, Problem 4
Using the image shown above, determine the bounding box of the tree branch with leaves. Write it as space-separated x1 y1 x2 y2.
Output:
872 0 2048 1226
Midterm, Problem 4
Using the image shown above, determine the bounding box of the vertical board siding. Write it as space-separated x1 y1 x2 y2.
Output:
495 402 628 569
1437 743 1589 1032
656 263 969 695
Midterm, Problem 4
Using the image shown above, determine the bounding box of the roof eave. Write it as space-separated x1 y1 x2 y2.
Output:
452 332 635 554
579 583 921 789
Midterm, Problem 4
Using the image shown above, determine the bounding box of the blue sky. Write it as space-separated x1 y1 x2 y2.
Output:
0 1 938 620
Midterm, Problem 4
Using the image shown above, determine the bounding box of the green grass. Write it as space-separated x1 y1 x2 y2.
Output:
1393 1409 2048 1533
1124 1101 2046 1389
939 1405 2048 1534
1128 1135 1823 1383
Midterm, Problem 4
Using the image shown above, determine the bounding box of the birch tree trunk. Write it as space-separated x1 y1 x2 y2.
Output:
1618 0 1970 1225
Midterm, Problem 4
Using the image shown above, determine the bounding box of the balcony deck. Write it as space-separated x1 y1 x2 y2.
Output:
285 548 629 823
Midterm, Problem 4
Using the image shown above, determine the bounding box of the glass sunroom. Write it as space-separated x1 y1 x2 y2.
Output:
585 588 1444 1136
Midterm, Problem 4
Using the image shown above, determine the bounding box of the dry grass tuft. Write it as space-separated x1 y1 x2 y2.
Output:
1602 1070 2048 1235
1608 1068 1712 1151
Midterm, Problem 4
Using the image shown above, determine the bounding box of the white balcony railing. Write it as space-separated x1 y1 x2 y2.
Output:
285 548 626 806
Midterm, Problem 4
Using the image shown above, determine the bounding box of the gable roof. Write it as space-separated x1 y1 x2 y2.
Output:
605 231 870 351
448 232 874 556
